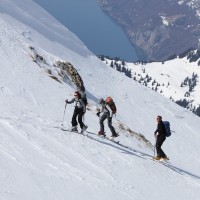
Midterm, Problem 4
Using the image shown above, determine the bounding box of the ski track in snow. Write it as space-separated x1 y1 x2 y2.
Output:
85 130 200 185
3 113 200 186
1 107 200 200
0 118 141 200
0 0 200 199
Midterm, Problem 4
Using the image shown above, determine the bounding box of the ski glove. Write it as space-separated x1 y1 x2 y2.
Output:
97 112 100 117
65 99 68 103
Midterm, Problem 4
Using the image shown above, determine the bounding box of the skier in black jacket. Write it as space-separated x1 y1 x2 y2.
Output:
154 115 168 160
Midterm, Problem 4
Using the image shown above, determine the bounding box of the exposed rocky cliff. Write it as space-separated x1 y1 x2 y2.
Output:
97 0 200 61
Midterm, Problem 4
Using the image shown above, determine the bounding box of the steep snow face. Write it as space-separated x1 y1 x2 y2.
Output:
0 0 91 59
0 0 200 200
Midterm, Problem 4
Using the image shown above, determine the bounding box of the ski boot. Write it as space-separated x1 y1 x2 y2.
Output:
98 131 106 137
109 133 119 140
160 156 169 161
80 125 88 134
71 126 78 132
153 156 161 161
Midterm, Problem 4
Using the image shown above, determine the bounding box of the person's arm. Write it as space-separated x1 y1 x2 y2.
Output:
155 123 165 136
66 98 75 104
97 104 105 117
96 108 101 117
100 104 105 113
154 125 159 136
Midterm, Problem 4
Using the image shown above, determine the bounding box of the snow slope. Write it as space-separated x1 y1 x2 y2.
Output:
0 0 200 200
102 54 200 116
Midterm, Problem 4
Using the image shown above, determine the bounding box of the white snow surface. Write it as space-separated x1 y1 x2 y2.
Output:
104 56 200 114
0 0 200 200
127 58 200 105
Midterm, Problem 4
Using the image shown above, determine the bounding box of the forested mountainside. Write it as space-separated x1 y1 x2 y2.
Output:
97 0 200 61
99 49 200 117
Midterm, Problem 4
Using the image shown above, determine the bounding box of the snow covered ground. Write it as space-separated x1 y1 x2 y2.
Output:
0 0 200 200
103 55 200 116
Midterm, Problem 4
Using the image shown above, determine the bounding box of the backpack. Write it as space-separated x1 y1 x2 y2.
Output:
105 97 117 114
80 91 88 106
163 121 171 137
81 94 88 106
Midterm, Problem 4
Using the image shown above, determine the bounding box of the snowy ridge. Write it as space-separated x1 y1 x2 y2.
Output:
0 0 200 199
101 52 200 117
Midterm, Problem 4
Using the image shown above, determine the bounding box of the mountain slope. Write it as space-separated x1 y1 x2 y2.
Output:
101 50 200 116
97 0 200 60
0 0 200 200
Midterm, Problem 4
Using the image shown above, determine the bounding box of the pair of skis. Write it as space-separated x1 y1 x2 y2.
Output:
61 128 173 169
89 131 120 144
61 128 120 144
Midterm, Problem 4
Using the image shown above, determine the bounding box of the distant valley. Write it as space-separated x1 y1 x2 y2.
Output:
97 0 200 61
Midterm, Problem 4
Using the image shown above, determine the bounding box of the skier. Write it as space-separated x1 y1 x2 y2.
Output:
97 98 118 139
153 115 168 160
65 91 87 133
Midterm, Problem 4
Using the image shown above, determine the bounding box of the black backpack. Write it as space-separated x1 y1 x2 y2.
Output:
80 92 88 106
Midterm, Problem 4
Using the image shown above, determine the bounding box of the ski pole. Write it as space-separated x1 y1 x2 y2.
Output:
61 102 67 126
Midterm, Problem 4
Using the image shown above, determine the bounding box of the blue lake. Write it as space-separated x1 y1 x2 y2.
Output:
34 0 138 61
